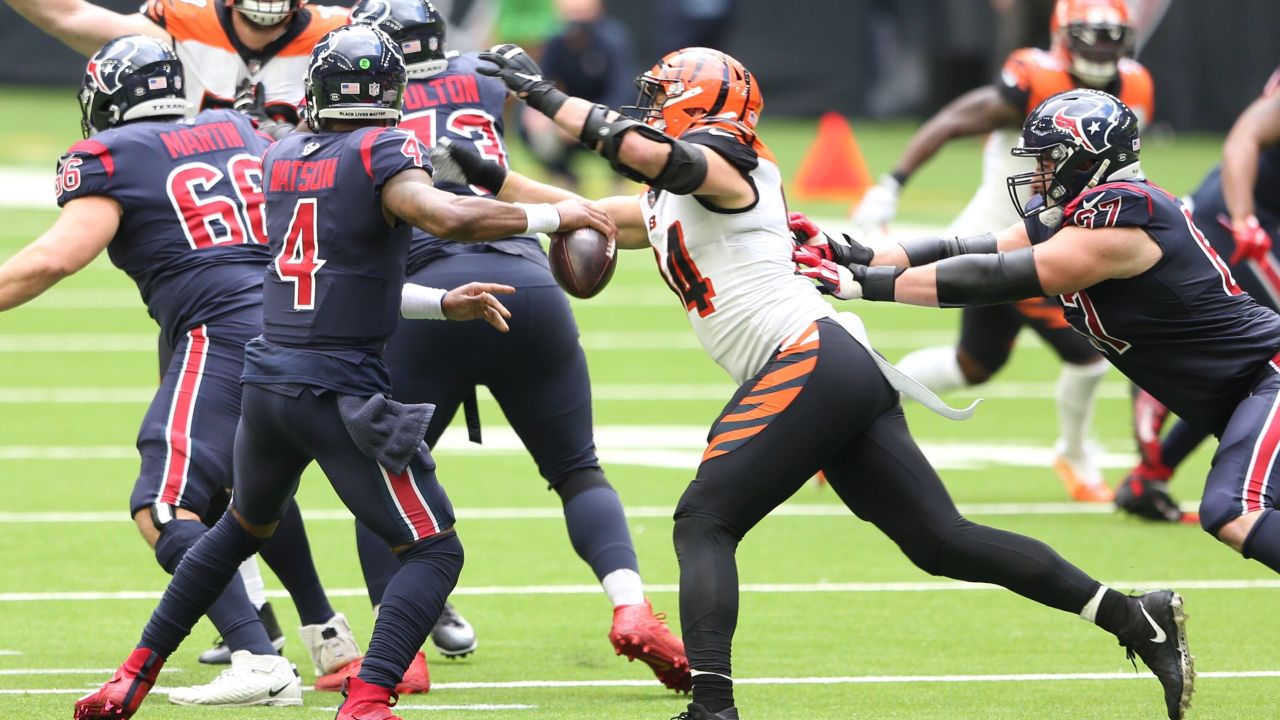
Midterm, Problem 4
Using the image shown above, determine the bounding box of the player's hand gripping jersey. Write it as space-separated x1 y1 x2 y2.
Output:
142 0 349 121
244 126 432 395
399 52 544 271
639 119 835 384
55 108 272 346
1026 181 1280 435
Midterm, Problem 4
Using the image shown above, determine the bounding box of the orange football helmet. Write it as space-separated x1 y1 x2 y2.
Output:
1050 0 1134 88
625 47 763 138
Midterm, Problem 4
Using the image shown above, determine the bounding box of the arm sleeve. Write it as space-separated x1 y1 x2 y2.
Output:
995 50 1033 113
361 127 432 191
1063 186 1155 231
54 140 116 208
681 125 759 173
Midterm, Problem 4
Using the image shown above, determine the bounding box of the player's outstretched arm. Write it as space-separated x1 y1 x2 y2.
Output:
4 0 166 57
1222 89 1280 231
382 168 616 244
0 196 119 311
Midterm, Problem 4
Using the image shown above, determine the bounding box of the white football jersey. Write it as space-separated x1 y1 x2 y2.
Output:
640 127 835 385
140 0 350 122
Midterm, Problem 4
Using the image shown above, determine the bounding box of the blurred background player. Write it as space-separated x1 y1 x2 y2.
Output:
0 35 337 708
343 0 688 691
852 0 1152 503
440 43 1193 720
73 24 613 720
3 0 349 128
1119 65 1280 522
518 0 635 193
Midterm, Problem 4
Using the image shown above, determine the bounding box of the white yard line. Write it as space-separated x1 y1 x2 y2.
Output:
2 670 1277 695
2 578 1276 603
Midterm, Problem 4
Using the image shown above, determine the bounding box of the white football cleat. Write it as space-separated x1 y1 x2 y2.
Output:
299 612 363 675
1053 439 1114 503
167 650 301 707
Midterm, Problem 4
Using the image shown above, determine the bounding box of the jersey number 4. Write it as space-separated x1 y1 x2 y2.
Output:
276 198 325 311
661 221 717 317
166 154 267 249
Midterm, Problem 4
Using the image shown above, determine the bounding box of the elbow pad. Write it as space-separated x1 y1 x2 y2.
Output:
935 247 1044 308
580 104 708 194
899 232 998 267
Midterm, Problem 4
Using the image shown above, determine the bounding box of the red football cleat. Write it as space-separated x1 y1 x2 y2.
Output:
336 677 401 720
316 653 429 695
74 647 165 719
609 600 691 693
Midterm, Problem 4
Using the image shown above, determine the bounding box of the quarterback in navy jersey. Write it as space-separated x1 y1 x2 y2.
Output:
76 24 611 720
1118 65 1280 522
0 35 357 708
346 0 689 689
796 89 1280 613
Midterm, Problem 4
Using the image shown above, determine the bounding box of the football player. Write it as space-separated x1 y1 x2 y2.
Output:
0 36 336 708
1117 65 1280 522
4 0 350 130
431 45 1193 720
73 24 611 720
850 0 1153 503
343 0 688 690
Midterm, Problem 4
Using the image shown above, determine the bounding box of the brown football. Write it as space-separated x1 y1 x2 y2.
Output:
548 227 618 299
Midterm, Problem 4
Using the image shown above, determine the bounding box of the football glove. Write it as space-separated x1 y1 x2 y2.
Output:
429 137 510 194
233 80 292 139
852 174 901 228
794 245 862 300
477 44 570 116
788 212 875 266
1221 213 1273 265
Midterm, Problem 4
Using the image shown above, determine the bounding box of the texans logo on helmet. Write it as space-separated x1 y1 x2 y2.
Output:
1051 96 1117 155
86 36 151 93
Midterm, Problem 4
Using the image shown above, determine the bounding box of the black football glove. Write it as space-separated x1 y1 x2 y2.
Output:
233 80 292 140
429 137 510 194
476 44 570 116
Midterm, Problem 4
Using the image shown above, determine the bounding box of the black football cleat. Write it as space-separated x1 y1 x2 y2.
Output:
1118 590 1194 720
1116 471 1185 523
672 703 740 720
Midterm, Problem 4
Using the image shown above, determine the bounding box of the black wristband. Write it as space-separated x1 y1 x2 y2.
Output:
525 84 570 117
861 266 905 302
899 232 998 267
889 169 910 187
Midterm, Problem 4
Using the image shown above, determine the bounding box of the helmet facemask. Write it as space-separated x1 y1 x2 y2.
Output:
1007 143 1112 225
623 74 678 132
230 0 300 28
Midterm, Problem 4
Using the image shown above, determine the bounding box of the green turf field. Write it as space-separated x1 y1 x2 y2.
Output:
1 86 1274 718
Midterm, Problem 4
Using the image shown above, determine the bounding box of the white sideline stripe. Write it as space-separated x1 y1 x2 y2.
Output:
0 381 1132 404
2 578 1276 603
3 671 1278 696
0 500 1199 524
0 668 181 676
0 329 1064 353
0 651 21 656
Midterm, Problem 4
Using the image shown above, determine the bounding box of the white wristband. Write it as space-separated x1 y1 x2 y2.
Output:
515 202 561 234
400 283 448 320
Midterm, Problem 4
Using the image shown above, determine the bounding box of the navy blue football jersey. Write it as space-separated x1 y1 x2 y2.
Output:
243 126 430 395
398 52 545 273
54 109 272 345
1026 181 1280 434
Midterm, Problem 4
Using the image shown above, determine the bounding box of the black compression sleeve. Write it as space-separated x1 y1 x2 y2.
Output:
934 247 1044 308
899 232 998 267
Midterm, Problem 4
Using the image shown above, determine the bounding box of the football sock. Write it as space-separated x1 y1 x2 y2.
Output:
601 568 645 607
141 513 268 658
1242 509 1280 573
1160 419 1208 472
356 519 399 607
558 476 640 581
1056 358 1109 458
152 519 276 656
257 499 334 626
673 514 739 714
930 516 1098 613
358 533 463 690
236 556 268 611
895 345 969 394
1083 585 1134 637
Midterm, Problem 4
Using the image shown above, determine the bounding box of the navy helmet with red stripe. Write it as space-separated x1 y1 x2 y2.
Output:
304 25 408 131
1007 88 1143 223
79 35 188 139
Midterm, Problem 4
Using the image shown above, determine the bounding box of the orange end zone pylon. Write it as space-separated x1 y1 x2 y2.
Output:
791 112 872 205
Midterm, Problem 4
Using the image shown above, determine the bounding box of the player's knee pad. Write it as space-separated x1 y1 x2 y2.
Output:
673 512 741 559
153 518 208 574
550 466 611 504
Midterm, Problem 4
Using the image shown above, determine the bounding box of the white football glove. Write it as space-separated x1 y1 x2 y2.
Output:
793 246 863 300
852 174 901 228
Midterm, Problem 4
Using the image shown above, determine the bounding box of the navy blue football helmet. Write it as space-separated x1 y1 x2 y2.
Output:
1007 88 1143 223
304 25 407 131
351 0 448 79
78 35 188 138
